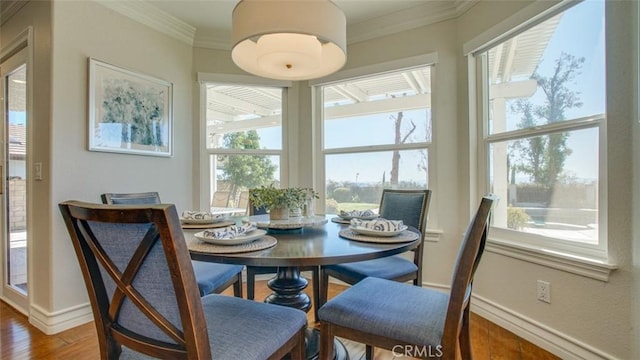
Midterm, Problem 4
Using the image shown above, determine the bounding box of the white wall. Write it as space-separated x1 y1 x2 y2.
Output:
48 0 194 322
630 0 640 355
1 0 53 317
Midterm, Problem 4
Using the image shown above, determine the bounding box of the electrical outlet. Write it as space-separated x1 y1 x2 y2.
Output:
537 280 551 303
34 162 43 181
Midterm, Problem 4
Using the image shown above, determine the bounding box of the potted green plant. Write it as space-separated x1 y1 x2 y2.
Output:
250 185 319 220
249 184 298 220
291 188 319 217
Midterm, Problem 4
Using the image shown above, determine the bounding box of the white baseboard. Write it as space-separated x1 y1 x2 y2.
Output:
470 293 617 359
29 302 93 335
425 282 616 360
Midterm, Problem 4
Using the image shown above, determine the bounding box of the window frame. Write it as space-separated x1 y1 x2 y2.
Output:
197 74 292 209
311 54 438 215
465 1 616 280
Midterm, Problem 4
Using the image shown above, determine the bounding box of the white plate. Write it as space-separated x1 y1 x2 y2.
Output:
349 225 408 237
339 214 379 221
194 229 267 245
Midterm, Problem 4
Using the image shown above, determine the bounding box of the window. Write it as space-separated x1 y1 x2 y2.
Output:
318 66 433 214
202 82 286 213
473 1 606 259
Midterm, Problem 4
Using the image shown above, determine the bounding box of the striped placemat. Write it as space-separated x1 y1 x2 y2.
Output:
181 220 235 230
189 235 277 254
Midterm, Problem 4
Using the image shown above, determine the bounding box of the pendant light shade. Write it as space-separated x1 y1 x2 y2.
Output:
232 0 347 81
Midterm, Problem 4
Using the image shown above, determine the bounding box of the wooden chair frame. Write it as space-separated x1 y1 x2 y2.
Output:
60 201 304 359
100 192 161 205
319 195 495 360
101 192 243 297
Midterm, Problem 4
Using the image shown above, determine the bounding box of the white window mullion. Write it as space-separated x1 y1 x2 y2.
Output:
468 0 611 270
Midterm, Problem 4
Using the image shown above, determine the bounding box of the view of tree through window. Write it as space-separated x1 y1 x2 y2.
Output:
483 1 604 246
205 84 283 212
321 66 432 214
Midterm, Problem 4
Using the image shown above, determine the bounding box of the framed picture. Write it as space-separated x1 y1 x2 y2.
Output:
88 58 173 156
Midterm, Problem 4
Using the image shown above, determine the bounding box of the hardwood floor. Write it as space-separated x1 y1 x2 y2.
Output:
0 280 560 359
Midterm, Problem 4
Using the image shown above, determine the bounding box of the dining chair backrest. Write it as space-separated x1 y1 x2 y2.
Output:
378 189 431 232
211 191 231 207
100 192 161 205
237 191 251 213
441 195 496 354
59 201 211 359
378 189 431 286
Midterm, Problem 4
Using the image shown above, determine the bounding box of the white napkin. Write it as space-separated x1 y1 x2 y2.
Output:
350 218 404 231
340 209 376 218
181 211 225 221
202 224 257 239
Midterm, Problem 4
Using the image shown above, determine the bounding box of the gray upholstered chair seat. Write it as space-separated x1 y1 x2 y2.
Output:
323 255 418 283
122 294 308 360
318 277 448 347
192 261 244 297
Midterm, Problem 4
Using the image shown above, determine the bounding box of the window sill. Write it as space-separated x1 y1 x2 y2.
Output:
485 238 617 281
425 228 443 242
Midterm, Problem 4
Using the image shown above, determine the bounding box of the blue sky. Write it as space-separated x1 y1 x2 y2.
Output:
9 111 26 125
505 0 604 182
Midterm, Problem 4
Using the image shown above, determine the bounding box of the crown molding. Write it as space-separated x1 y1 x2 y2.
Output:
1 0 30 26
347 0 476 44
193 35 231 50
93 0 195 46
96 0 478 51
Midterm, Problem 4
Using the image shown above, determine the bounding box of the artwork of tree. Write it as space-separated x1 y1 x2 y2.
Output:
101 78 165 147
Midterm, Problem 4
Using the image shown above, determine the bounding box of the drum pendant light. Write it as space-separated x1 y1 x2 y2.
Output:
232 0 347 81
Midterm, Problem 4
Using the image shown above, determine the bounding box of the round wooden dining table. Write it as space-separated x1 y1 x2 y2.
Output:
185 215 421 360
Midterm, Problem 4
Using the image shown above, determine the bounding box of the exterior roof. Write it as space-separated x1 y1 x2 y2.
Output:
9 124 26 157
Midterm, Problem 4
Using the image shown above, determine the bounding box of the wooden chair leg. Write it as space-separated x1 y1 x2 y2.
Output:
291 328 306 360
459 306 473 360
247 267 256 300
233 273 243 298
319 267 329 310
320 322 335 360
312 266 320 322
366 345 374 360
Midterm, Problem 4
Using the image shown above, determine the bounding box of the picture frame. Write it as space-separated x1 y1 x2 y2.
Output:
88 58 173 157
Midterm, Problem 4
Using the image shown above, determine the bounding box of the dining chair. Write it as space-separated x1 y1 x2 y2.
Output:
101 192 244 298
211 190 231 208
59 201 306 359
237 190 251 214
100 192 161 205
319 189 432 309
318 195 496 360
245 196 321 321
